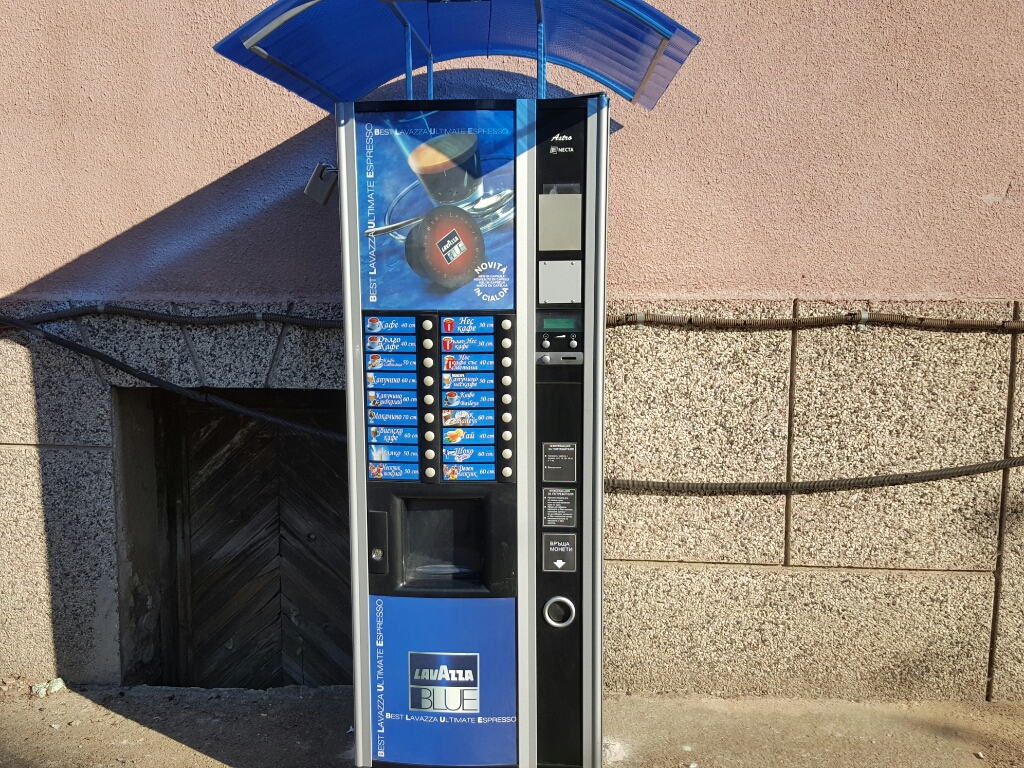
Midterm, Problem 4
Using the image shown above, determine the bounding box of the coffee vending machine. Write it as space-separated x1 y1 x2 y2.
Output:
338 96 608 768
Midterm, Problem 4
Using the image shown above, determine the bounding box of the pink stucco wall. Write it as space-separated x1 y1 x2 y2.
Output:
1 0 1021 302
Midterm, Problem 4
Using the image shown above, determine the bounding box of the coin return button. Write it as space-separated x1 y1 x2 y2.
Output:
543 597 575 628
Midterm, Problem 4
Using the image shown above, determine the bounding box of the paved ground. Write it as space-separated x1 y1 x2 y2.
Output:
1 679 1023 767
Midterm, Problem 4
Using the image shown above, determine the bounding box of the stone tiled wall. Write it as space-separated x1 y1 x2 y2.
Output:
1 298 1022 700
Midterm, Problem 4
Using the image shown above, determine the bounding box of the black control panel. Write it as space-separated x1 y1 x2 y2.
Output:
535 102 589 768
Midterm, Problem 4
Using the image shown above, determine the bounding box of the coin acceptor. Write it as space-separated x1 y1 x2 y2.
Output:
340 96 609 768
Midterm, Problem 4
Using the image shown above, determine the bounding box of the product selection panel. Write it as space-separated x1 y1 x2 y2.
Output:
364 312 516 484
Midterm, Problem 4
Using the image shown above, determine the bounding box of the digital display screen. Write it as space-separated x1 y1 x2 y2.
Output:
543 318 578 330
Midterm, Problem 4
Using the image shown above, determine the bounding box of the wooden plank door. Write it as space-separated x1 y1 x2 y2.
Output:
170 391 351 689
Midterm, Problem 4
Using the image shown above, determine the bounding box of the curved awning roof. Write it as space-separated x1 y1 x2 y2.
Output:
214 0 700 111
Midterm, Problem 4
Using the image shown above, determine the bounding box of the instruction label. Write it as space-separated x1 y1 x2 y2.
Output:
542 487 577 527
542 442 577 483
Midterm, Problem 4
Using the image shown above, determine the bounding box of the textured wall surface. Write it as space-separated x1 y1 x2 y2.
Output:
0 300 344 684
1 2 1022 301
2 298 1022 700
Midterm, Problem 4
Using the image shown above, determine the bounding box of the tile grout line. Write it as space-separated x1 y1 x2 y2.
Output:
72 308 109 388
171 302 207 387
603 557 995 575
986 299 1019 701
264 301 295 387
0 443 112 451
783 298 799 566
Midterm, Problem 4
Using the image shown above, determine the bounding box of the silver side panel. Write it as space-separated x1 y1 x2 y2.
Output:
580 99 605 768
515 98 538 768
338 103 373 768
588 97 610 768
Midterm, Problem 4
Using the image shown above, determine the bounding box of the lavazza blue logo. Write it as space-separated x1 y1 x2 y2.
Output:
409 652 479 713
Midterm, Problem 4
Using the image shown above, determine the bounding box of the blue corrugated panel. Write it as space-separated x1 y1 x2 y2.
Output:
214 0 700 110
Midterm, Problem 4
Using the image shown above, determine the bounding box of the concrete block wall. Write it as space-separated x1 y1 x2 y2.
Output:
604 299 1018 701
1 298 1022 700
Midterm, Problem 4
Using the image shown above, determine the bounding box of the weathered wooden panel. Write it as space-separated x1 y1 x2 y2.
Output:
167 390 350 689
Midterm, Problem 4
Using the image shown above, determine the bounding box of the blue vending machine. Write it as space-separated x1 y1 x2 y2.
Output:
339 96 608 768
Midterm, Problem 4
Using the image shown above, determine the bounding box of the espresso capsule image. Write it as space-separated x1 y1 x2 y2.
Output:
404 205 485 290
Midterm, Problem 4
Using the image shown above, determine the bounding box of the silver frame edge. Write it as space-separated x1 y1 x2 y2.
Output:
516 98 539 768
338 102 373 767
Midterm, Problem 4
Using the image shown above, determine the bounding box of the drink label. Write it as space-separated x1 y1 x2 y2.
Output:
441 335 494 353
441 372 495 390
365 334 417 353
366 354 417 371
440 390 495 409
366 371 417 389
368 427 418 444
367 409 418 425
442 463 496 481
442 316 494 334
367 390 418 408
441 354 494 372
443 409 495 427
442 428 496 445
369 444 420 463
368 462 419 481
365 316 416 333
443 446 497 463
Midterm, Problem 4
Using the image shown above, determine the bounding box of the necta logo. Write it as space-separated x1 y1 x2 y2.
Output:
409 652 479 713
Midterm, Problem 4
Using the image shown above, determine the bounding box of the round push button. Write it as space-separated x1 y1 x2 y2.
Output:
501 357 512 368
424 467 436 478
501 431 512 441
501 394 512 405
424 413 435 423
501 338 512 349
423 394 434 405
424 449 435 460
422 319 434 331
502 449 512 460
501 319 512 330
423 375 434 387
501 467 513 478
569 339 578 349
422 338 434 349
425 431 435 442
501 412 512 423
501 375 512 386
423 357 434 368
541 340 550 349
543 597 576 628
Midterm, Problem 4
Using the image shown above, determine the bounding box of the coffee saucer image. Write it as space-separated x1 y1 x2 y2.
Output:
368 165 515 243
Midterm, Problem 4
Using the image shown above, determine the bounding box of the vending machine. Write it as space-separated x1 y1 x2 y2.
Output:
338 96 608 768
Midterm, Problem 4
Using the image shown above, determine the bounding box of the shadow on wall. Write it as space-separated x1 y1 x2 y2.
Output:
0 66 594 767
8 69 599 304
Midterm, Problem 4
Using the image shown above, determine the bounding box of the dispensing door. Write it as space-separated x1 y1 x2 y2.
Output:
338 96 608 768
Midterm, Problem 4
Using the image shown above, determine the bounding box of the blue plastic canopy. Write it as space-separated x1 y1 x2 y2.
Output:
214 0 700 111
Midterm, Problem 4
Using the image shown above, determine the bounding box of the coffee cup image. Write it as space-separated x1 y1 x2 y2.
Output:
366 335 382 350
404 205 485 291
443 355 456 370
368 354 383 369
444 391 459 406
408 132 483 205
367 317 382 331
